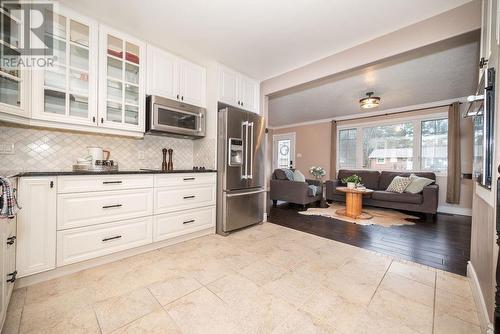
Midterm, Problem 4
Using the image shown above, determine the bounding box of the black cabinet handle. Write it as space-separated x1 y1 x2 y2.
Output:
102 204 122 209
50 181 54 188
176 94 179 99
183 195 195 199
183 219 195 224
6 271 17 283
102 235 122 242
101 117 104 123
6 236 16 245
241 102 244 106
92 116 96 123
183 178 195 181
103 181 122 184
181 96 184 101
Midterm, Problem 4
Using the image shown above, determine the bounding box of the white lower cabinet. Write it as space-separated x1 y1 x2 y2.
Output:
17 177 57 277
16 172 216 278
155 184 216 214
57 216 153 266
154 206 215 242
57 188 154 230
0 217 16 327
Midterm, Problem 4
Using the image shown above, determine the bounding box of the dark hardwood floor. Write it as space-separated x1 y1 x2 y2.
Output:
268 203 472 276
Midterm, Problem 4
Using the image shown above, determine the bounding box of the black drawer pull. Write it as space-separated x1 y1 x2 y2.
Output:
6 271 16 283
103 181 123 184
183 219 195 224
6 236 16 245
183 178 196 181
102 204 122 209
102 235 122 242
183 195 195 199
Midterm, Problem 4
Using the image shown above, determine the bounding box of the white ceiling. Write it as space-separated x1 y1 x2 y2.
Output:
268 32 480 127
58 0 472 80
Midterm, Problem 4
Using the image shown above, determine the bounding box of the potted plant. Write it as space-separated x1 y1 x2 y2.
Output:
309 166 326 180
341 174 362 189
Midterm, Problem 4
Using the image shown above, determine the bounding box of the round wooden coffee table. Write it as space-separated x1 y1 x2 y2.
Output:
335 187 374 219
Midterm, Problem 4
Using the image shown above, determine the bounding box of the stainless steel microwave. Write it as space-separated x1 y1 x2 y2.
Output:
146 95 206 138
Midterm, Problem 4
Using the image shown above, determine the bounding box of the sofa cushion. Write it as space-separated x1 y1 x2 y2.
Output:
337 169 380 190
379 171 435 190
371 191 423 204
386 176 412 193
273 169 289 180
405 174 435 194
293 170 306 182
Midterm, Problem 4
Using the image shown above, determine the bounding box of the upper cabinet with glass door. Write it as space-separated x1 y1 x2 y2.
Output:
99 25 145 133
0 2 29 118
31 7 98 126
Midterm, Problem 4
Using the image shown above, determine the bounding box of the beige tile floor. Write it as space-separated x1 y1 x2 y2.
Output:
2 223 481 334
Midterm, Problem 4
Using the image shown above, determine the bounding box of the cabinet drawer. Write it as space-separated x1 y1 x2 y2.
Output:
57 189 153 230
154 173 216 188
58 174 154 193
153 206 215 242
57 216 153 266
154 185 215 214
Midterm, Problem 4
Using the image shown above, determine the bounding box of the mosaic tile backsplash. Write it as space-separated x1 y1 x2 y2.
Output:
0 124 216 175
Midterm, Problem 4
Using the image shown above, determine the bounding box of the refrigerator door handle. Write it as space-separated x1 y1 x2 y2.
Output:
226 189 266 197
248 122 254 179
241 121 248 179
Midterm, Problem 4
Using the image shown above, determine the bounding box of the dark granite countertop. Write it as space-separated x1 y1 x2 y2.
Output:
15 169 217 177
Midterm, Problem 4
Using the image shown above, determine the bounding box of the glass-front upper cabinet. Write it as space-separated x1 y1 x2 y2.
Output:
98 25 145 132
31 7 98 126
0 2 29 118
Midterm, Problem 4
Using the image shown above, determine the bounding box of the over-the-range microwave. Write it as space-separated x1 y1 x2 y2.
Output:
146 95 206 139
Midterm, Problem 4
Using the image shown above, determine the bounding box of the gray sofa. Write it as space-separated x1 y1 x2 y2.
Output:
270 169 323 209
325 169 439 220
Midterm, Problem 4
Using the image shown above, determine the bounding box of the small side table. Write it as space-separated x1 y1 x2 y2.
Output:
335 187 374 219
319 180 329 208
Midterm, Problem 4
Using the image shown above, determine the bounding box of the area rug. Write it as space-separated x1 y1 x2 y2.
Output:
299 202 418 227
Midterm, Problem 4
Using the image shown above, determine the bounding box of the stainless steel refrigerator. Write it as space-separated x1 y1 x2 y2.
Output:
217 104 265 235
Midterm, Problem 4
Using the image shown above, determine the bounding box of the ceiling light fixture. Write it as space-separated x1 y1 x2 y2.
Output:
359 92 381 109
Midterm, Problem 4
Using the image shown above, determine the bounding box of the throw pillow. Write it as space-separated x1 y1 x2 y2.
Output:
405 174 434 194
386 176 411 193
293 169 306 182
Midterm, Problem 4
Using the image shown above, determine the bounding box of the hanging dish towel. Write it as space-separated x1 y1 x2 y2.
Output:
0 177 18 218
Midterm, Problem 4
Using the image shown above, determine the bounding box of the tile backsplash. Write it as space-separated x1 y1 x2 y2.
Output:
0 124 216 174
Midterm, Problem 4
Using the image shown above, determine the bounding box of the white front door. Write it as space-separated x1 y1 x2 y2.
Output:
272 133 296 170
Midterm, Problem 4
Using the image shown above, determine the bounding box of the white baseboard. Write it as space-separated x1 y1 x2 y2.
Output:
437 205 472 216
15 227 214 288
263 212 268 222
467 261 494 333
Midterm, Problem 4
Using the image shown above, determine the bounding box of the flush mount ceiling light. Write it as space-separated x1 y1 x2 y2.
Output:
359 92 381 109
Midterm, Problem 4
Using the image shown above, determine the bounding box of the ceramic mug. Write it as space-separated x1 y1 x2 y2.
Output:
87 147 110 162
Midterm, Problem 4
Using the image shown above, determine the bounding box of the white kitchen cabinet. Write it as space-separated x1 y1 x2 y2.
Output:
147 45 179 100
153 206 215 242
179 59 206 107
57 188 154 230
17 177 57 277
154 184 216 214
218 65 259 114
16 172 216 277
147 45 206 107
31 7 99 127
57 216 153 266
0 5 30 120
99 25 146 133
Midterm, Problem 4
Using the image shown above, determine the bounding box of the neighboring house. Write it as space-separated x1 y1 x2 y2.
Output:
367 148 413 170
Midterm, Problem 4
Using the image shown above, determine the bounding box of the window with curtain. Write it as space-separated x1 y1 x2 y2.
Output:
362 122 414 170
338 129 356 168
421 118 448 172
